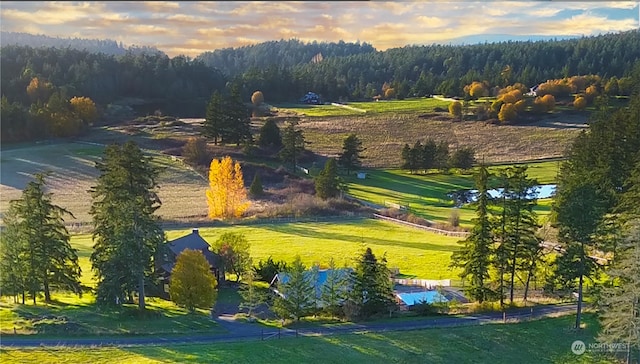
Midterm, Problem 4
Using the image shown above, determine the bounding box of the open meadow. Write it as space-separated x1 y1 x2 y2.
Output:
0 140 209 226
273 98 451 117
297 112 584 168
0 314 610 364
345 161 560 227
67 219 463 283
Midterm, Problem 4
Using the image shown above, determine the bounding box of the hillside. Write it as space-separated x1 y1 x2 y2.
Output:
0 31 163 56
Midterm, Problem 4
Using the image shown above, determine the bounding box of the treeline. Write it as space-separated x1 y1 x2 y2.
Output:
0 45 226 117
199 30 640 101
1 31 162 56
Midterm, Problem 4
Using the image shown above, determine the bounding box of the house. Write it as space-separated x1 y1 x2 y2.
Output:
270 268 353 304
156 229 222 297
300 91 321 104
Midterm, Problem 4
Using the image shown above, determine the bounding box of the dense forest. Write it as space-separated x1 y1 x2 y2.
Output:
1 30 639 143
1 32 163 57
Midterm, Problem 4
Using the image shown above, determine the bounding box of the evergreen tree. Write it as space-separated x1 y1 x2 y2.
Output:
0 204 29 303
338 133 365 175
249 173 264 197
279 120 306 171
90 141 164 309
400 143 411 171
449 147 476 171
315 158 340 200
349 247 396 318
224 83 252 146
239 268 265 319
321 257 349 318
2 173 81 304
421 139 437 173
273 255 315 321
258 118 282 149
501 166 541 304
204 90 224 145
598 221 640 364
450 165 494 303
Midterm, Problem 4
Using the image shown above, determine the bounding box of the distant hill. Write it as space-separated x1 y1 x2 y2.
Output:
0 32 164 56
196 39 377 77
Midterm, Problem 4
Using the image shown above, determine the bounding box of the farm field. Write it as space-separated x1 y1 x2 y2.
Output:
273 97 451 117
0 141 209 226
345 161 560 227
297 112 584 168
0 314 610 364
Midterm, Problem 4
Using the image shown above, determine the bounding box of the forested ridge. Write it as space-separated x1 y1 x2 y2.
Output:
1 30 639 143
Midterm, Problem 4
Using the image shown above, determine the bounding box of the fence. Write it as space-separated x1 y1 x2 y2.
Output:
372 214 470 238
393 278 451 289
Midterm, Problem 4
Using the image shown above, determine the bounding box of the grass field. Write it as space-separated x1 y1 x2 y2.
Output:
297 113 582 168
0 141 208 226
273 98 451 117
0 294 222 336
170 219 462 281
63 219 462 287
0 314 613 364
345 161 561 227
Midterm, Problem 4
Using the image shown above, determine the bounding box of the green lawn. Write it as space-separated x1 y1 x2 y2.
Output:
272 103 365 117
346 161 561 227
347 98 450 114
0 294 223 336
168 219 462 281
273 98 450 117
0 314 614 364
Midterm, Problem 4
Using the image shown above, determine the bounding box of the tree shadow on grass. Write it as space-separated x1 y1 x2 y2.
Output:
259 220 458 252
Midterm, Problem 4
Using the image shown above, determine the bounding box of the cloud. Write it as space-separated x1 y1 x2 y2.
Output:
0 1 637 57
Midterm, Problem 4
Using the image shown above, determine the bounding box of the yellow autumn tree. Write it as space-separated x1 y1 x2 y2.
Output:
70 96 98 125
498 103 517 122
573 96 587 110
169 249 218 311
206 156 250 219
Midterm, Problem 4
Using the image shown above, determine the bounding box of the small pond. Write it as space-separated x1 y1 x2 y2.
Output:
448 184 556 207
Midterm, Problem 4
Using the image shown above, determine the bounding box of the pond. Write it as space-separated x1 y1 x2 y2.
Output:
448 184 556 207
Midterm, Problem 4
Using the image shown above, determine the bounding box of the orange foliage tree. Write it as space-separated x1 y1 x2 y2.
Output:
498 103 517 122
573 96 587 110
26 77 53 103
206 156 250 219
70 96 98 125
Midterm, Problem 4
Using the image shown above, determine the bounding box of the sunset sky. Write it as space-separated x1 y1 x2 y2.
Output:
1 1 638 57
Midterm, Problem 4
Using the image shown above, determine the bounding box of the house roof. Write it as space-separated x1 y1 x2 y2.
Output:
271 268 353 298
164 229 221 270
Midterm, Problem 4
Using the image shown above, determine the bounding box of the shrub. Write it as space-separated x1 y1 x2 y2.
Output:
448 208 460 227
254 256 288 283
182 137 209 166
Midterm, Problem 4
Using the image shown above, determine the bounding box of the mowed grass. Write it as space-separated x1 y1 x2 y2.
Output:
0 141 208 226
345 161 560 227
272 103 365 117
167 219 462 281
347 98 450 114
0 294 223 337
274 98 451 117
1 314 613 364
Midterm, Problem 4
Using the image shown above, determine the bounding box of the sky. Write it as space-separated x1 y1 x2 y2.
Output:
1 1 639 57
